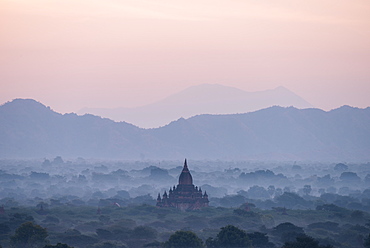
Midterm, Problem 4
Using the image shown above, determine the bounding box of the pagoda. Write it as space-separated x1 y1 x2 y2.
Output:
156 159 209 210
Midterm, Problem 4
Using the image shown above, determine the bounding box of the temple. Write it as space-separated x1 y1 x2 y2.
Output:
156 159 209 210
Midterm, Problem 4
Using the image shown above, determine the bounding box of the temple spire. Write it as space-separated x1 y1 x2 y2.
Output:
156 159 209 210
179 158 193 185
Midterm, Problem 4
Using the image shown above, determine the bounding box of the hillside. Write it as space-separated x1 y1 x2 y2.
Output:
1 99 369 161
78 84 313 128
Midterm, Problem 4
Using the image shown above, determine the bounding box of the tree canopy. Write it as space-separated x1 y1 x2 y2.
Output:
43 243 74 248
10 222 48 248
206 225 251 248
164 231 203 248
282 235 333 248
364 234 370 248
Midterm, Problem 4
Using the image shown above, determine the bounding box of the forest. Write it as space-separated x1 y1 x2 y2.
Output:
0 158 370 248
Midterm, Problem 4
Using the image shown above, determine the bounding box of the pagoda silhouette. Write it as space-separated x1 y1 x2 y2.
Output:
156 159 209 210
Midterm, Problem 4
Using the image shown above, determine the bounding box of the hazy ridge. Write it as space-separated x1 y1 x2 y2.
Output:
1 99 369 161
78 84 313 128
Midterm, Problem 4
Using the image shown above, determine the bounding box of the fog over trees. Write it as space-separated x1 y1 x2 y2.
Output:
2 0 369 246
0 158 369 247
1 99 370 247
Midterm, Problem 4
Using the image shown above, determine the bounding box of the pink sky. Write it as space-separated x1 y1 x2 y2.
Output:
1 0 370 113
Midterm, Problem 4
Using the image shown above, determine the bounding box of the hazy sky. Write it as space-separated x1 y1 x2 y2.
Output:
1 0 370 113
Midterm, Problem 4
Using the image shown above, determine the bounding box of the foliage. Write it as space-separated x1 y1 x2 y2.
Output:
43 243 74 248
98 215 111 223
143 240 162 247
1 154 370 248
282 235 333 248
275 193 310 209
351 210 364 220
307 222 339 232
248 186 270 200
364 234 370 248
87 241 128 248
164 231 204 248
340 172 361 182
247 232 275 248
206 225 251 248
42 215 60 224
272 222 304 243
131 226 157 240
315 204 347 212
209 215 243 227
219 195 247 208
8 213 34 230
273 222 304 236
233 209 259 218
334 163 348 171
56 229 98 247
0 199 368 248
0 223 10 235
10 222 48 248
96 229 113 240
302 185 312 196
267 185 276 198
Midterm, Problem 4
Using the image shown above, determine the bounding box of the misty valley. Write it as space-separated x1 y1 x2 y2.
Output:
0 158 369 248
2 0 370 247
1 99 370 247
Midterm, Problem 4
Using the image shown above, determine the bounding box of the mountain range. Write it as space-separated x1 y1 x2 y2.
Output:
78 84 313 128
1 99 369 161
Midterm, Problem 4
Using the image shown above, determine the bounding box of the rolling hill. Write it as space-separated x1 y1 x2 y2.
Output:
78 84 313 128
1 99 369 161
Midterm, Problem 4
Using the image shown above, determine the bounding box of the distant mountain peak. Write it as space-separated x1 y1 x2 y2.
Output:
168 83 247 98
1 98 52 112
187 83 244 90
273 86 290 91
3 98 41 106
77 84 313 128
1 100 369 161
329 105 361 113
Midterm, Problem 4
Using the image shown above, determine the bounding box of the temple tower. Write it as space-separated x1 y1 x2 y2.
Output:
156 159 209 210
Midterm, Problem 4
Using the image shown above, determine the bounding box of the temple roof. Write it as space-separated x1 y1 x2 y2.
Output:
178 159 193 185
